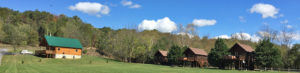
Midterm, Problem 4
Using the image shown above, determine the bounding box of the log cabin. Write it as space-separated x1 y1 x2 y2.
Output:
225 43 255 70
154 50 168 65
36 36 83 59
183 47 208 67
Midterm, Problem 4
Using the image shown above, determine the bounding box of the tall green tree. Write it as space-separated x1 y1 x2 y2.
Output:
167 45 186 65
0 19 6 42
287 44 300 68
255 38 282 68
208 38 230 69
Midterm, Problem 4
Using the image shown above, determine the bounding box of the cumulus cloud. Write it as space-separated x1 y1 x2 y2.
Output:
69 2 110 17
192 19 216 27
231 33 252 40
214 35 231 39
258 31 271 38
121 0 141 8
250 35 261 42
232 33 261 42
250 3 279 18
213 33 261 42
138 17 177 33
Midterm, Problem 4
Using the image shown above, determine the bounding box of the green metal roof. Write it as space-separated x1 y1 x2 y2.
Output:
45 36 83 49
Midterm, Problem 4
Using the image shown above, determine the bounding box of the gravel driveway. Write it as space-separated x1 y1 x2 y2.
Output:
0 48 8 66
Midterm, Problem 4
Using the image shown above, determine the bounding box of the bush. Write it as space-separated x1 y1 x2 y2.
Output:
83 50 88 54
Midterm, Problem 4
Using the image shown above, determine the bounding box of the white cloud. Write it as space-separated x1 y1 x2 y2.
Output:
121 0 132 6
192 19 216 27
213 33 261 42
121 0 141 8
278 31 300 41
293 33 300 40
130 4 141 8
239 16 246 23
69 2 110 17
280 20 288 24
214 35 231 39
231 32 261 42
232 33 252 40
258 31 300 41
138 20 157 30
177 32 194 38
258 31 271 38
250 3 279 18
250 35 261 42
138 17 177 33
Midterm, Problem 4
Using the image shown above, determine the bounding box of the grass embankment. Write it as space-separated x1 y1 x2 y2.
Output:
0 55 290 73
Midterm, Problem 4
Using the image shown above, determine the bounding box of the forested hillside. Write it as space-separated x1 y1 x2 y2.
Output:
0 7 299 69
0 7 99 47
0 7 258 62
0 7 292 65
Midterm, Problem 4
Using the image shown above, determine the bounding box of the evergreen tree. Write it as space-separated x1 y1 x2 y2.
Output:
255 38 282 68
167 45 186 65
208 38 230 69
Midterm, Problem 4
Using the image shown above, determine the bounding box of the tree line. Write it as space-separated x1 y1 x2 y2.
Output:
0 7 299 69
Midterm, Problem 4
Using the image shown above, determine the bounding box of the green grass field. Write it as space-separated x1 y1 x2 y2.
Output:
0 55 291 73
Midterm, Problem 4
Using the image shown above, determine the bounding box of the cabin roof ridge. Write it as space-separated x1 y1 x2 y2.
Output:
188 47 208 56
235 42 254 52
158 50 168 57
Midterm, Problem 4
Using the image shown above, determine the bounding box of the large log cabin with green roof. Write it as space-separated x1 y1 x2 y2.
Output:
36 36 83 59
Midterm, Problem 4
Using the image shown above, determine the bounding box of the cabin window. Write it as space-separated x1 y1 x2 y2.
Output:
58 48 60 51
76 49 78 52
51 47 55 50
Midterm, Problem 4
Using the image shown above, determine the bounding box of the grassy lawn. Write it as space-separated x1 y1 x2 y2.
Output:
0 55 291 73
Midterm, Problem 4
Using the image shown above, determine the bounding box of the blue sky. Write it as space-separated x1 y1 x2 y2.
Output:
0 0 300 44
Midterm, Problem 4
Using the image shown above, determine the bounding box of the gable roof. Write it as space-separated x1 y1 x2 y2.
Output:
235 43 254 52
44 36 83 49
188 48 208 56
158 50 168 57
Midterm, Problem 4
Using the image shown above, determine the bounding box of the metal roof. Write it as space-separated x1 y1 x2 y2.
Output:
45 36 83 49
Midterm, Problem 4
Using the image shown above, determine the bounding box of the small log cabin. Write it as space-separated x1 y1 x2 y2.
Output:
154 50 168 65
36 36 83 59
225 43 255 70
183 47 208 67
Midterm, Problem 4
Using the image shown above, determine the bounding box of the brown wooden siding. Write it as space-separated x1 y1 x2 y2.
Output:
154 51 168 65
184 48 208 67
55 47 82 55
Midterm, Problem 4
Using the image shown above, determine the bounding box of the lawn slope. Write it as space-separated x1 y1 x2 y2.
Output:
0 55 289 73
